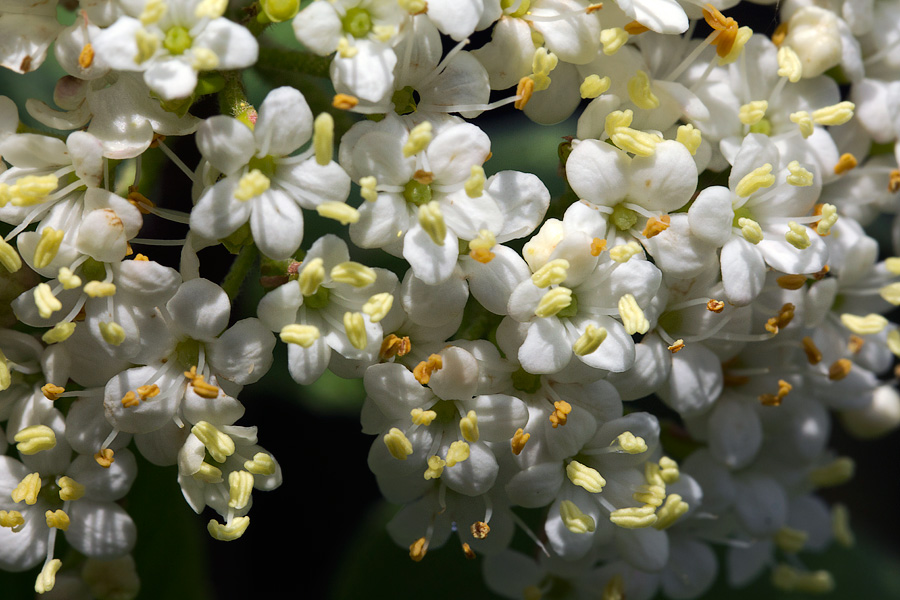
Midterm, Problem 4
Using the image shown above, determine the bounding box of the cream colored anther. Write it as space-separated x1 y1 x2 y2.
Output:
618 294 649 335
313 112 334 166
627 70 659 110
879 283 900 305
610 505 657 528
208 516 250 541
658 457 680 483
45 509 70 531
410 408 437 426
360 176 378 202
531 259 569 288
737 218 763 244
139 0 166 24
0 238 21 272
831 504 854 547
228 470 254 510
331 261 376 287
676 124 702 155
35 559 62 594
535 287 572 318
384 428 413 460
244 452 276 476
885 257 900 275
580 74 610 98
790 111 814 138
785 221 811 249
786 160 814 186
573 324 607 356
14 425 57 455
812 101 854 126
816 204 838 235
460 410 479 443
316 201 360 225
58 267 81 289
777 46 803 82
446 440 470 467
653 494 688 529
33 227 64 270
343 311 367 350
531 47 558 91
83 281 116 298
771 565 834 593
41 322 75 345
616 431 647 454
193 461 223 483
362 293 393 323
99 321 126 346
12 473 42 505
191 421 235 463
424 455 446 480
0 351 9 391
0 510 25 532
234 169 270 201
566 460 606 493
605 110 660 157
809 457 854 487
298 257 325 296
775 526 808 553
735 164 775 197
417 201 447 246
609 241 642 262
134 29 160 64
336 37 358 59
280 324 320 348
634 484 666 507
195 0 227 19
8 174 58 207
57 476 85 501
191 48 219 70
403 122 433 157
739 101 768 125
560 500 595 533
600 28 629 55
840 313 888 335
464 165 486 198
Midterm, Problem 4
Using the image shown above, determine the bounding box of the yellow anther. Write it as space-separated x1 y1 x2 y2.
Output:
801 336 822 364
633 484 666 507
313 112 335 166
227 470 254 510
605 110 660 157
786 160 814 186
889 329 900 357
413 354 443 385
642 215 671 239
658 457 680 483
771 565 834 594
535 287 573 318
703 5 739 56
134 28 160 64
676 124 702 155
1 359 10 391
790 111 815 138
735 164 775 197
411 408 437 426
609 240 642 262
890 170 900 193
57 267 81 289
832 504 854 547
703 299 724 313
194 461 224 483
785 221 811 249
777 45 803 82
809 457 854 487
618 294 649 335
468 229 496 263
531 259 569 288
848 335 865 352
12 473 42 505
332 93 359 110
0 510 25 532
610 505 658 528
403 122 433 157
759 379 793 406
372 25 396 42
777 274 807 290
840 313 888 335
667 339 685 353
765 303 796 334
359 176 378 202
645 462 665 488
600 28 629 55
234 170 270 202
380 334 411 359
417 201 447 245
9 175 58 207
737 217 764 244
14 425 57 455
208 516 250 541
298 257 325 296
566 460 606 493
827 358 852 381
775 526 808 553
889 258 900 276
244 452 276 476
549 400 572 428
515 76 535 110
140 0 166 24
191 421 235 463
833 153 858 175
616 431 647 454
580 74 610 99
627 70 659 110
99 321 126 346
879 282 900 305
316 201 360 225
511 428 530 455
603 574 625 600
331 262 376 288
34 559 62 594
33 227 64 270
464 165 486 198
384 427 414 460
460 410 480 443
45 509 70 531
471 521 491 539
812 101 855 126
590 238 608 257
0 238 22 272
343 311 367 350
41 383 65 401
560 500 595 534
653 494 689 529
336 37 358 59
532 47 558 78
445 440 470 467
54 476 83 503
739 100 768 125
815 203 838 235
409 537 428 562
83 281 116 298
573 324 608 356
361 292 392 323
191 47 219 71
94 448 115 468
187 374 218 398
424 455 446 480
399 0 427 14
195 0 227 18
78 42 94 69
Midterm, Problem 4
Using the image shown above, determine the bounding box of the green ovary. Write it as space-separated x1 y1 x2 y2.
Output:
248 155 277 177
403 180 432 206
304 285 331 309
163 26 192 55
732 205 754 228
749 118 772 136
611 204 638 231
342 7 373 37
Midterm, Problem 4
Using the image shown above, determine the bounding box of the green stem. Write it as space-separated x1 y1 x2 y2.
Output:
218 71 249 115
221 244 260 302
257 46 332 78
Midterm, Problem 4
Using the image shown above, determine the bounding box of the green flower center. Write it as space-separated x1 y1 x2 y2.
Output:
501 0 531 17
174 338 202 370
511 367 541 394
749 118 772 136
556 292 579 318
732 205 755 228
304 285 331 309
403 180 432 206
342 7 373 37
163 26 193 55
248 154 277 177
392 86 418 116
611 203 638 231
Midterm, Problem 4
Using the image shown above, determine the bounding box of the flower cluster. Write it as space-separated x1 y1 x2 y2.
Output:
0 0 899 597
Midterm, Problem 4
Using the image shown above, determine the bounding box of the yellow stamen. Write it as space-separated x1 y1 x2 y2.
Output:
34 559 62 594
832 504 854 547
590 238 607 256
45 509 70 531
739 100 768 125
580 74 610 99
413 354 443 385
642 215 670 239
234 169 270 202
0 510 25 532
384 427 413 460
445 440 470 467
776 45 803 81
79 43 94 68
827 358 852 381
549 400 572 428
343 311 367 350
359 176 378 202
8 174 58 207
801 336 822 364
331 262 376 288
471 521 491 539
0 238 22 272
676 124 702 155
809 457 854 487
535 287 573 318
280 324 320 348
12 473 42 505
411 408 437 426
618 294 649 335
208 516 250 541
658 457 680 483
244 452 276 476
403 122 433 157
609 240 642 262
33 227 64 269
600 28 629 55
417 201 447 245
775 526 808 553
616 431 647 454
464 165 486 198
840 313 888 335
14 425 57 455
316 202 359 225
833 153 858 175
560 500 595 533
99 321 126 346
812 101 854 126
409 537 428 562
192 421 235 463
785 221 811 249
771 565 834 593
737 217 764 244
228 470 254 510
566 460 606 493
573 324 607 356
460 410 479 443
332 93 359 110
511 428 530 455
610 505 657 528
379 334 411 359
424 455 446 480
790 111 814 138
313 112 334 166
58 476 85 501
653 494 689 529
627 70 659 110
41 383 65 401
95 448 115 468
515 76 534 110
735 164 775 197
531 259 569 288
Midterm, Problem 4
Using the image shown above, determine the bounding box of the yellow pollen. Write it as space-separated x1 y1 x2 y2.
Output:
815 203 838 236
668 339 685 353
515 76 535 110
359 176 378 202
33 227 64 269
208 516 250 541
35 559 62 595
78 43 94 68
464 165 486 198
189 376 219 399
605 110 660 156
890 330 900 357
192 421 235 463
879 282 900 306
790 111 815 138
384 428 413 460
623 20 649 34
812 101 855 126
600 28 629 55
759 379 792 406
777 274 807 290
417 201 447 245
560 500 595 533
573 324 607 356
228 470 254 510
234 170 270 202
409 537 428 562
411 408 437 426
298 257 325 296
0 510 25 532
471 521 491 539
45 509 70 531
403 122 433 157
566 460 606 493
809 457 854 487
776 45 803 81
765 303 795 334
642 215 670 239
0 238 22 272
531 259 570 288
398 0 426 14
191 48 219 71
719 26 752 65
511 428 530 455
41 383 65 401
580 74 610 99
840 313 888 335
609 240 642 262
379 334 411 359
120 391 139 408
549 400 572 428
362 292 393 323
653 494 689 529
12 473 42 505
771 565 834 594
57 267 81 289
785 221 811 249
280 324 320 348
737 217 764 244
127 189 155 214
331 261 377 287
423 455 446 480
95 448 115 468
801 336 823 364
834 153 858 175
627 70 659 110
618 294 649 335
847 335 865 354
14 425 57 455
134 254 149 261
703 4 739 57
99 321 125 345
460 410 480 442
739 100 768 125
57 476 85 501
461 542 476 560
889 170 900 193
8 174 58 207
676 124 702 155
633 484 666 507
827 358 852 381
531 48 558 92
610 505 657 528
313 113 335 166
735 164 775 197
337 36 358 59
590 238 607 256
775 526 808 554
343 311 367 350
413 354 443 385
832 504 854 547
659 457 680 483
535 287 573 318
785 161 813 187
706 299 725 313
193 462 223 484
645 462 665 487
616 431 647 454
445 440 470 467
772 22 789 47
244 452 277 476
332 93 359 110
468 229 496 263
